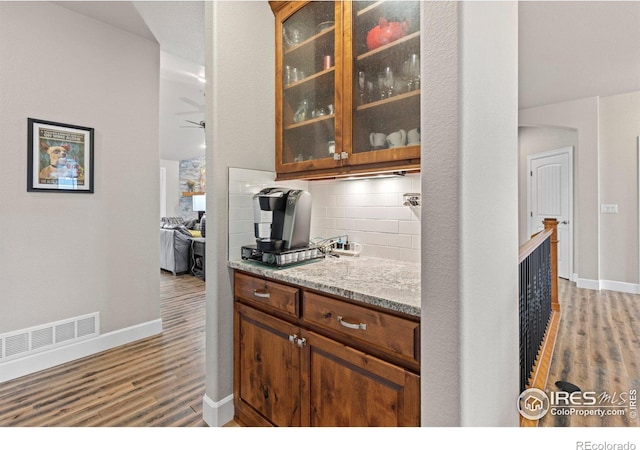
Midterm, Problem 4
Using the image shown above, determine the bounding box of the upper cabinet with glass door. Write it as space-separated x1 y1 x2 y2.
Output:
272 1 343 177
345 1 421 168
270 1 420 180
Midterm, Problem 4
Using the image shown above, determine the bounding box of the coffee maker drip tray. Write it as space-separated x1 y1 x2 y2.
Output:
241 245 325 268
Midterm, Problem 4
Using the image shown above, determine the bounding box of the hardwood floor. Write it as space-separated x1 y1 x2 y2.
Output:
0 271 208 427
539 279 640 427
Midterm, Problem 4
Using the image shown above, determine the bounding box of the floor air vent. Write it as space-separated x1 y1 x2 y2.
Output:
0 313 100 362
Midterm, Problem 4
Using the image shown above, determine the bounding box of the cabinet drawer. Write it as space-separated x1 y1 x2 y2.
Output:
302 292 419 362
234 272 300 317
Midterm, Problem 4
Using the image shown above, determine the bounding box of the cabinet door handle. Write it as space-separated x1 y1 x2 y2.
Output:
296 337 307 347
337 315 367 331
253 289 270 299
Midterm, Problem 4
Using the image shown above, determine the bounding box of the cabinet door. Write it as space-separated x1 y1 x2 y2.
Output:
235 303 302 426
344 1 421 167
275 1 343 175
301 330 420 427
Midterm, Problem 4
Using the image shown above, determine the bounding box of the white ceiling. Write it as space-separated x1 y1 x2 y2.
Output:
52 1 640 158
519 1 640 109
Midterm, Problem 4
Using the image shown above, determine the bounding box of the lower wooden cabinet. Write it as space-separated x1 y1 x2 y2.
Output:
233 271 420 427
235 303 301 426
303 330 420 427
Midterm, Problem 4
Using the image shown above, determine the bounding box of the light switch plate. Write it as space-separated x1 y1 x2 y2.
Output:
600 204 619 214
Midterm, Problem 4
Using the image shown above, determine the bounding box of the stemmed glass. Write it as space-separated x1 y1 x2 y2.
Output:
358 71 366 105
383 66 394 98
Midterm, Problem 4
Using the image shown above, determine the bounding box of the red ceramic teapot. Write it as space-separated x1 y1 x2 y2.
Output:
366 17 410 51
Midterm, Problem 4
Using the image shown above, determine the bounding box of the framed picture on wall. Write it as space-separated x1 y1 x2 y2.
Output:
27 118 94 193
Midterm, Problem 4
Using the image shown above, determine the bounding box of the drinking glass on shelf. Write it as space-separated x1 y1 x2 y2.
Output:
358 71 366 105
409 54 420 90
377 74 385 100
366 81 374 103
284 65 292 86
383 66 394 98
402 59 412 91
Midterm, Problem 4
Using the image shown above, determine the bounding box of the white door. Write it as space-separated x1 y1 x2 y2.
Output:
528 147 573 280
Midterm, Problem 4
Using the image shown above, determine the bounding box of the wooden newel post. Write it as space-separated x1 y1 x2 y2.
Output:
543 218 560 312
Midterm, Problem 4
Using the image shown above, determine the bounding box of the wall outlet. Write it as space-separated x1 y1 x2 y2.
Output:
600 204 619 214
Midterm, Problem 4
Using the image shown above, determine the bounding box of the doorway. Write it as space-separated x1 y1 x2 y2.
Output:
527 146 574 280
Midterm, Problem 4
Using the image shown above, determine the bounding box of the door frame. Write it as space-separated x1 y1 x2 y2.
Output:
527 146 574 280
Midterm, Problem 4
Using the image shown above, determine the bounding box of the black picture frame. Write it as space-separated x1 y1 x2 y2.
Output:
27 118 94 193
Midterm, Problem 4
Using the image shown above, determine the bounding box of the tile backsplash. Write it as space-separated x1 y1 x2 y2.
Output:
307 174 421 263
228 168 421 264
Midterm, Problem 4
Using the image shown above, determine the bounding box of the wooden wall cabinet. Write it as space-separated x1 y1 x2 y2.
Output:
233 271 420 427
271 1 421 180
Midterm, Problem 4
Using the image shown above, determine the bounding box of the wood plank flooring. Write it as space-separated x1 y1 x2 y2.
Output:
539 279 640 427
0 271 208 427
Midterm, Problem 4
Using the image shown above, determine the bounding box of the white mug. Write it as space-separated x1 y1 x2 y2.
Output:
386 129 406 148
370 132 386 148
407 128 420 145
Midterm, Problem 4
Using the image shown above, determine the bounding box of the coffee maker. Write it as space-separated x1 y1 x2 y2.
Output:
241 187 324 267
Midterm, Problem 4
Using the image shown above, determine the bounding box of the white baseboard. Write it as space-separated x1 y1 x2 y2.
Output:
576 278 601 291
0 319 163 383
600 280 640 295
575 278 640 295
202 393 234 427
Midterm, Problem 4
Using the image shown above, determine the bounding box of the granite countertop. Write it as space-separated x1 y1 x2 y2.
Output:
228 256 421 317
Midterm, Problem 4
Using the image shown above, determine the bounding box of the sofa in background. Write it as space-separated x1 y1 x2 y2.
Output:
160 217 203 275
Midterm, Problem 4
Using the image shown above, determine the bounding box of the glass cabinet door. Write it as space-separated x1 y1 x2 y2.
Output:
276 1 342 175
345 1 421 166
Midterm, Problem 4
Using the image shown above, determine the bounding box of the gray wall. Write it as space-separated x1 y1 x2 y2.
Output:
421 1 519 426
599 91 640 284
0 2 161 335
204 0 275 412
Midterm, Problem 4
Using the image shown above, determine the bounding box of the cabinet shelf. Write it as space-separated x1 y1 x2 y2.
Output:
284 67 334 91
356 0 420 24
284 25 335 56
285 114 334 131
356 31 420 62
357 1 385 17
356 89 420 112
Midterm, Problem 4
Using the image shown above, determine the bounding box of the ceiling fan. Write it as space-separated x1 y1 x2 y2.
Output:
182 120 205 130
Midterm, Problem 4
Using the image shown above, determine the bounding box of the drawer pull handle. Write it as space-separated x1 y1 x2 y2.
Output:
337 316 367 331
253 289 271 299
